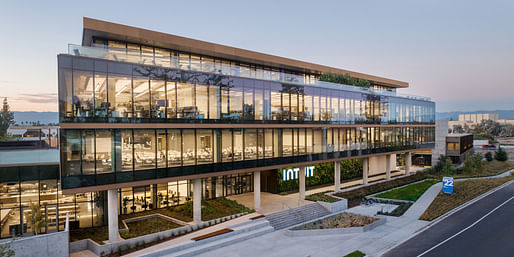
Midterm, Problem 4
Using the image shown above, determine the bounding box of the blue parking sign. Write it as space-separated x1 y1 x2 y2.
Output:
442 177 454 194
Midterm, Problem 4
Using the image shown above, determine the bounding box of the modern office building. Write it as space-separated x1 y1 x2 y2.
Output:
56 17 435 242
446 133 474 164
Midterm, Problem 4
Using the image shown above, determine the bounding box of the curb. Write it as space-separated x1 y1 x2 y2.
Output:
377 177 514 257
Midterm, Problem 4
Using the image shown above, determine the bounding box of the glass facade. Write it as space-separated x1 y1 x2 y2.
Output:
58 55 435 124
0 164 252 238
0 165 104 238
59 40 435 191
60 127 434 189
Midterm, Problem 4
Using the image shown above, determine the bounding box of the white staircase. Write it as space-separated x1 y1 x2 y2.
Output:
265 203 331 230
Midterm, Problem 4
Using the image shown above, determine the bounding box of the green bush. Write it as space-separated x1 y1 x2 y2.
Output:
277 159 363 192
319 72 371 88
494 147 508 161
485 152 493 162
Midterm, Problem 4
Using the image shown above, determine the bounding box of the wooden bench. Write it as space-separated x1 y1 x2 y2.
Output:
249 215 265 220
191 228 233 241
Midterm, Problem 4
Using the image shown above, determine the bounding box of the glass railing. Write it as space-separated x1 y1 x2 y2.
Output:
67 44 431 101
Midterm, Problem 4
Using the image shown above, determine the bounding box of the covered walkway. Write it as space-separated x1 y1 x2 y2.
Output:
228 169 420 214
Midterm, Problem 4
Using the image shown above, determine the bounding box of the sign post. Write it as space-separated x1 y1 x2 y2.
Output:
442 177 454 194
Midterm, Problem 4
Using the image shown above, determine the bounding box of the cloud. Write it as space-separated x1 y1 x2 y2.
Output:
15 93 57 104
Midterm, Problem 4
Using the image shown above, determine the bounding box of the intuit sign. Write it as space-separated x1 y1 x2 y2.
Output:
281 166 315 181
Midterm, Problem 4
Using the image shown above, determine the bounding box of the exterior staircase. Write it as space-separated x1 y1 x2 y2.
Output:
265 202 331 230
141 217 274 257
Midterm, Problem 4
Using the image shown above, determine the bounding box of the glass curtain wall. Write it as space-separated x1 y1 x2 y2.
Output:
59 59 435 125
61 126 435 179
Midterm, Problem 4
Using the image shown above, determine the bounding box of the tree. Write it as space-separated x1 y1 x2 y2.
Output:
24 201 46 235
485 152 493 162
494 147 508 162
0 98 15 137
441 157 455 175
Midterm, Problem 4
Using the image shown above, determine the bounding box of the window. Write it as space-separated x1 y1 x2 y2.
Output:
166 81 177 118
182 130 195 165
62 130 81 176
244 129 257 160
59 68 73 117
73 70 94 117
208 85 219 119
167 129 181 167
134 130 156 169
150 79 166 118
94 73 108 118
95 130 112 174
197 129 213 164
177 82 195 119
81 130 95 175
282 129 293 156
107 74 132 118
196 84 208 119
133 78 150 118
222 129 232 162
157 130 167 168
233 129 243 161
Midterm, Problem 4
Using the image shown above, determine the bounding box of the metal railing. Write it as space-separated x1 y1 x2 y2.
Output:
67 44 431 102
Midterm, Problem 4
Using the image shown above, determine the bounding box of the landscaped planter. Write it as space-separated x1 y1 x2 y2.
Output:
284 212 385 237
69 212 248 256
317 197 348 213
366 179 438 205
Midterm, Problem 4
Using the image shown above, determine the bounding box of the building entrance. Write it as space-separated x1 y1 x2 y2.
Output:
225 174 253 196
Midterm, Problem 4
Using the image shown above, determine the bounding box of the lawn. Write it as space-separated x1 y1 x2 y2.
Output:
343 250 366 257
375 180 438 201
334 172 428 208
419 175 514 221
121 217 182 239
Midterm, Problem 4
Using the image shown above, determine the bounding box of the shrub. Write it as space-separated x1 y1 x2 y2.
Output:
494 147 508 161
485 152 493 162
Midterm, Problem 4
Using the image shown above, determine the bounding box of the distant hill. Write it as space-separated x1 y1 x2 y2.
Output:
436 110 514 121
11 110 514 124
13 112 58 126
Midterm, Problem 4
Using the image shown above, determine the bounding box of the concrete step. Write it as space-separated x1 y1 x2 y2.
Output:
139 219 274 257
266 203 331 230
166 226 274 257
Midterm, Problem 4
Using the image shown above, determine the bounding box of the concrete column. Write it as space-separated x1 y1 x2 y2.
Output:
334 161 341 192
386 154 391 180
254 171 261 210
363 158 369 185
152 184 158 209
193 179 202 224
299 166 306 200
406 152 412 175
107 189 119 243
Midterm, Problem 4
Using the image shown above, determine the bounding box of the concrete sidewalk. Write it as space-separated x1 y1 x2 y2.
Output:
195 181 443 257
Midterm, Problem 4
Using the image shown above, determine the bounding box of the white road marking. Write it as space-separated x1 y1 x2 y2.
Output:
417 196 514 257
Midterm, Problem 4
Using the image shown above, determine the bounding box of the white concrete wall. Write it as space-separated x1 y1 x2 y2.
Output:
0 230 69 257
432 120 449 166
368 154 396 176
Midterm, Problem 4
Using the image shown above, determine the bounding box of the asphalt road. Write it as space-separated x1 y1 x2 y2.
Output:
383 181 514 257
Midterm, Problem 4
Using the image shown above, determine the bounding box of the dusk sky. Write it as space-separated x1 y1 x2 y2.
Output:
1 0 513 112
